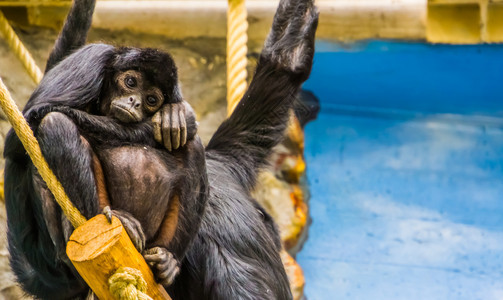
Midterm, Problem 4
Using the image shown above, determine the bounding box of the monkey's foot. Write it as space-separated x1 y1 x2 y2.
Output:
153 102 187 151
102 207 146 252
263 0 318 78
143 247 180 287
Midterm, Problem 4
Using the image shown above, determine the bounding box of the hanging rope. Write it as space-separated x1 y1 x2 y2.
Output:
226 0 248 115
0 10 42 84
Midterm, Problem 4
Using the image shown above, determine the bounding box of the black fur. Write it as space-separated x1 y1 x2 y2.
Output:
3 0 318 298
45 0 96 73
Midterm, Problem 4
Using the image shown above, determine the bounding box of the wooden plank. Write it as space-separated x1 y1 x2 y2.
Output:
67 215 171 300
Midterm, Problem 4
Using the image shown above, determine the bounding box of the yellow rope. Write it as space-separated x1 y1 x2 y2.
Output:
226 0 248 115
0 78 86 228
0 10 43 84
109 267 153 300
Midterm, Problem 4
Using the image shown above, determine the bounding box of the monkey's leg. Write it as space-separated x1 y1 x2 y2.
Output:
38 112 147 251
37 112 100 219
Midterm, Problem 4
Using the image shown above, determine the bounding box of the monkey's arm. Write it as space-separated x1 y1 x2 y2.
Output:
206 0 318 190
30 106 160 147
45 0 97 72
41 104 199 150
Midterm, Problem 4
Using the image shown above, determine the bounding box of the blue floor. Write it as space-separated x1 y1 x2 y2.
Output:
296 41 503 300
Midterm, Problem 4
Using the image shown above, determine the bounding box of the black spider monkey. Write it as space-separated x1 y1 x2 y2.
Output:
3 0 318 299
5 0 207 297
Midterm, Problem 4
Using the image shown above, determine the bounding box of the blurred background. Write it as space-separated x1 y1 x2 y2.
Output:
0 0 502 299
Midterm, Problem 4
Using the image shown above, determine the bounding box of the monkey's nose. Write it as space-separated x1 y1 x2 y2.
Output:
129 97 140 108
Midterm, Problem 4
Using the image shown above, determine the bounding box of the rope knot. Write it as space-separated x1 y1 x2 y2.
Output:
108 267 153 300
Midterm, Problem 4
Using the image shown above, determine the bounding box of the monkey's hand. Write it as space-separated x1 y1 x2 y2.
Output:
152 101 197 152
103 207 146 253
143 247 180 287
262 0 318 81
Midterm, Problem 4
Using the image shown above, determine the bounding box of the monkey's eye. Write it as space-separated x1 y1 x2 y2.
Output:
125 77 137 88
146 96 158 106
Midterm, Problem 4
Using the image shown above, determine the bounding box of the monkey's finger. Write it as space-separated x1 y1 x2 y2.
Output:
122 221 145 252
292 7 318 75
267 0 296 45
283 1 308 42
152 111 162 144
157 254 178 274
143 246 162 256
267 0 308 50
158 265 179 286
115 210 146 252
144 247 168 263
162 105 172 151
157 254 179 286
144 252 166 263
171 105 181 150
179 106 187 147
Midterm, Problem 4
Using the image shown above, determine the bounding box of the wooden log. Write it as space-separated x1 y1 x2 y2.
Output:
66 214 171 300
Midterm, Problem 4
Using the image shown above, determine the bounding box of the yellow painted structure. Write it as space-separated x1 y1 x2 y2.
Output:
427 0 503 43
427 3 481 44
486 2 503 42
2 0 501 44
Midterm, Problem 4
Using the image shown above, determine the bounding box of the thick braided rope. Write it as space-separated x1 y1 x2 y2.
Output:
0 10 43 84
109 267 153 300
226 0 248 115
0 78 86 228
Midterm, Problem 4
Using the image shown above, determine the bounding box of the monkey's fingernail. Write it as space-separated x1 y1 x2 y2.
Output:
103 206 112 223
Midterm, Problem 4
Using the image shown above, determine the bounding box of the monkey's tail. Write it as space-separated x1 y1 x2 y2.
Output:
206 61 302 191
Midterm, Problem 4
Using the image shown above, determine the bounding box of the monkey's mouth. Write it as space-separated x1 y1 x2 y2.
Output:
110 105 140 123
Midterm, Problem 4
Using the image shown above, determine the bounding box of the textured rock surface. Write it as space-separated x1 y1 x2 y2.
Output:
0 24 311 299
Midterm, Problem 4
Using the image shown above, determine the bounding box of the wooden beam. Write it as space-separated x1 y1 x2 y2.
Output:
67 215 171 300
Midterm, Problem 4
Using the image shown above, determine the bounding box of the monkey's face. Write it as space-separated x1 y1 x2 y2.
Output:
102 70 164 123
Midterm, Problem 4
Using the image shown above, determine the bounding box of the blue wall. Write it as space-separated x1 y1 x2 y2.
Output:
305 41 503 117
297 41 503 300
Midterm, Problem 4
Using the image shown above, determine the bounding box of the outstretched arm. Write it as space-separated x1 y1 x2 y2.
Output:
206 0 318 190
45 0 96 72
